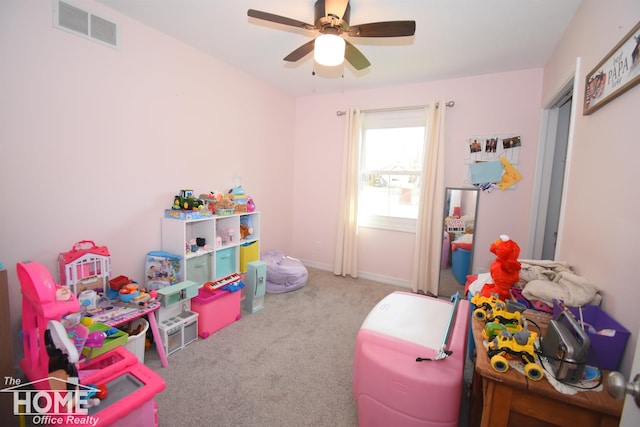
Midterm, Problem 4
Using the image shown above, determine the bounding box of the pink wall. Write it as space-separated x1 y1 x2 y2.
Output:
0 0 296 358
293 69 543 284
3 0 638 378
543 0 640 375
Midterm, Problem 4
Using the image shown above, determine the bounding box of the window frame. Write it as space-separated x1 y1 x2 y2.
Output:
357 108 427 233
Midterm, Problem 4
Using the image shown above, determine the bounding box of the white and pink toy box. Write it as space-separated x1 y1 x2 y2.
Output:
353 291 469 427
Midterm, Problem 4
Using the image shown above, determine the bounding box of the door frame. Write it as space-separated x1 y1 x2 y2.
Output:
527 58 581 260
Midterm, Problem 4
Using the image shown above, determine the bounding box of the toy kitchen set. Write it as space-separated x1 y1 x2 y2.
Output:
156 280 199 356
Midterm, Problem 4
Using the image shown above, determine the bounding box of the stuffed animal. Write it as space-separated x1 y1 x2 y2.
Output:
240 215 254 239
240 223 254 239
481 235 521 301
215 196 235 212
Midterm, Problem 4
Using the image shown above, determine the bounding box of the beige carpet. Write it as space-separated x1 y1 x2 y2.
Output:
143 267 471 426
439 266 467 299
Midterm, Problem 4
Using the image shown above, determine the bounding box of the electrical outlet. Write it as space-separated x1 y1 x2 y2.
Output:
314 241 321 251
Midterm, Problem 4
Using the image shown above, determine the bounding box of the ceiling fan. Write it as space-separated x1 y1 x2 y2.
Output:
247 0 416 70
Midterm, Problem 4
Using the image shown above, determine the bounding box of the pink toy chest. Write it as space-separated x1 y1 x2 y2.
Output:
191 288 241 338
353 292 469 427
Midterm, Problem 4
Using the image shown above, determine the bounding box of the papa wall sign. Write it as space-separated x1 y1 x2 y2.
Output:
584 21 640 115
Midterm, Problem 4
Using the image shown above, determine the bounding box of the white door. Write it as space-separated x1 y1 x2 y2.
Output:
620 332 640 426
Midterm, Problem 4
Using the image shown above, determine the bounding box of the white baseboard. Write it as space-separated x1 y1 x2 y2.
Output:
300 259 411 289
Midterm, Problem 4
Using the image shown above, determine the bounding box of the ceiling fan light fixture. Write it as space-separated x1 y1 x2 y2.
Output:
249 1 416 71
314 33 345 66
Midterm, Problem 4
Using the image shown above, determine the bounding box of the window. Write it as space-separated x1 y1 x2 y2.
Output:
358 108 427 232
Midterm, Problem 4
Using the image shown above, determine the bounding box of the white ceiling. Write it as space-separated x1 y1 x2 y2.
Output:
96 0 582 97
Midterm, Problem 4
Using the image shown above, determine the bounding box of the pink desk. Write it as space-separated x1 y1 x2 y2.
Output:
87 301 168 368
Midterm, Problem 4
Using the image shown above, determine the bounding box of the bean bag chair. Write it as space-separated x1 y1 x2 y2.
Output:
261 249 308 294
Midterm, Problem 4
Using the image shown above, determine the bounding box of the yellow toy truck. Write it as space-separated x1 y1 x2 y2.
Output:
471 293 525 328
486 329 544 381
470 293 503 321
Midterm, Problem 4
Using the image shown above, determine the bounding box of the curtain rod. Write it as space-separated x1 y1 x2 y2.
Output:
336 101 455 116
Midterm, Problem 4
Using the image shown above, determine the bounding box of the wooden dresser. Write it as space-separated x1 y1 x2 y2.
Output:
469 310 624 427
0 269 18 427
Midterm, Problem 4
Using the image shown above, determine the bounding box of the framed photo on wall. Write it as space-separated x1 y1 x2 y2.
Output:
584 21 640 115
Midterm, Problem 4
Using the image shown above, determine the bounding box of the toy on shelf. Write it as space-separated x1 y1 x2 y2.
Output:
58 240 111 297
246 196 256 212
215 195 235 216
172 189 205 211
480 235 521 301
228 182 256 213
200 191 223 214
240 215 254 240
217 226 235 246
229 185 248 213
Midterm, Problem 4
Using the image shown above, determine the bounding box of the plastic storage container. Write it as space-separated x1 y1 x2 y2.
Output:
124 318 149 364
81 322 128 358
215 248 236 278
186 254 212 286
191 288 241 338
451 248 471 285
552 300 630 371
239 241 259 273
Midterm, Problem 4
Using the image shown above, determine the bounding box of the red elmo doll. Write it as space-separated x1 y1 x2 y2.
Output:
481 235 521 301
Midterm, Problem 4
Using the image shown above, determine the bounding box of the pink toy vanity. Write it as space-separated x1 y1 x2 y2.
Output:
17 261 165 427
353 291 469 427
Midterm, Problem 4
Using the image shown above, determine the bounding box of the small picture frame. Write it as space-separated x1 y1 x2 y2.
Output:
584 21 640 115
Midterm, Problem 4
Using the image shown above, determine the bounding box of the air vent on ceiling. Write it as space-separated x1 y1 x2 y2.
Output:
54 0 119 48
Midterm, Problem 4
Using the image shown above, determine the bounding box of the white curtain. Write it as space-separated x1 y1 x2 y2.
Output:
411 101 447 295
333 108 361 278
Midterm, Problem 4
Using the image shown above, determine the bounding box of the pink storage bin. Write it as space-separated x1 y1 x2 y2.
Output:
191 288 241 338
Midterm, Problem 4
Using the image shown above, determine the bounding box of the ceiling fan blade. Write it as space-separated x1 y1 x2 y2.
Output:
348 21 416 37
247 9 315 31
344 40 370 70
283 39 316 62
325 0 349 20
